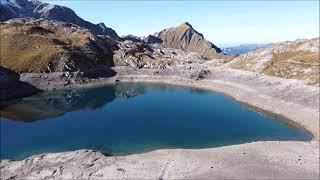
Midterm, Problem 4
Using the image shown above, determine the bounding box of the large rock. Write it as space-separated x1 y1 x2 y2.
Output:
154 22 223 59
0 66 40 101
121 34 143 43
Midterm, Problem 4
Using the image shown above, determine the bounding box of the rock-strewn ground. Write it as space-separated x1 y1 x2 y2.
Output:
1 141 319 179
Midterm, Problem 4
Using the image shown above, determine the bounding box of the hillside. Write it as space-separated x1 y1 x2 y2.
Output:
0 18 115 73
0 0 119 39
228 38 320 85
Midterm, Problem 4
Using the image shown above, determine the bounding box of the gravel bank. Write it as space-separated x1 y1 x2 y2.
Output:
1 141 319 179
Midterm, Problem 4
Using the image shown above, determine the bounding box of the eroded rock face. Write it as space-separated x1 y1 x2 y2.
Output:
154 22 223 59
113 40 176 69
142 35 163 44
121 34 143 43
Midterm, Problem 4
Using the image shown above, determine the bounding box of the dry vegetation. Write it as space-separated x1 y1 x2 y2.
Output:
262 51 319 84
229 38 320 85
0 19 114 73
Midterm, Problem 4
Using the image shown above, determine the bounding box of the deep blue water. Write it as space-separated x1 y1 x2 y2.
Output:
0 83 312 160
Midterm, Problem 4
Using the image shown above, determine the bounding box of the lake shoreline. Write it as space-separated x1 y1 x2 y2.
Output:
1 66 319 179
1 141 319 179
19 66 320 140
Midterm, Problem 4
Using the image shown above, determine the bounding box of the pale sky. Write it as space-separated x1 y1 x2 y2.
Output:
46 0 319 47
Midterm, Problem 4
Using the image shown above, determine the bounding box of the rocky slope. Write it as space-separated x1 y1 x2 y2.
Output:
0 0 119 39
0 18 116 73
113 39 231 69
228 37 320 85
0 18 228 73
154 22 223 59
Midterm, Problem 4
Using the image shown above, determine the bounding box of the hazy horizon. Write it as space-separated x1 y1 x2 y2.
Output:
45 0 319 47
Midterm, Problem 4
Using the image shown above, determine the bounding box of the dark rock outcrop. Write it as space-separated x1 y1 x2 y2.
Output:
142 35 163 44
0 66 40 101
121 34 143 43
190 69 211 80
154 22 223 59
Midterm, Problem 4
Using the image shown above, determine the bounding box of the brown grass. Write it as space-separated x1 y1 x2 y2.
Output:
0 21 113 73
0 33 65 72
229 50 319 85
229 56 256 70
262 51 319 83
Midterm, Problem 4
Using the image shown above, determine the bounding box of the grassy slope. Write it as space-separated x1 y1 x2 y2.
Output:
262 51 319 84
229 39 320 85
0 20 113 73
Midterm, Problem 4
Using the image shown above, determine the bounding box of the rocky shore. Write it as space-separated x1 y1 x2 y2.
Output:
1 141 319 179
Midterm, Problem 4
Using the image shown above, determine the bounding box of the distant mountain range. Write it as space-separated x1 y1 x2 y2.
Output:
222 43 273 55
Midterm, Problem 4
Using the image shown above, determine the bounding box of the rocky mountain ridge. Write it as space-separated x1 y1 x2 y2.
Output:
154 22 223 59
1 0 227 68
0 0 119 39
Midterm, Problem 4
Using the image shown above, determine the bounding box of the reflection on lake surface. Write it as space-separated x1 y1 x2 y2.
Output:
0 83 148 121
0 83 312 160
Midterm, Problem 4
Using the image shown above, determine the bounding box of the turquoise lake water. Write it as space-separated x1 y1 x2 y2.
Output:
0 83 312 160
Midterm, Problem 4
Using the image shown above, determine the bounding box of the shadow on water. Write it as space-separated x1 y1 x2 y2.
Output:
0 83 150 122
0 66 41 104
0 82 204 122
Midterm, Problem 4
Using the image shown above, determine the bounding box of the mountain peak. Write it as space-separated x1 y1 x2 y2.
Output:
97 22 106 28
154 22 223 59
179 22 193 29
